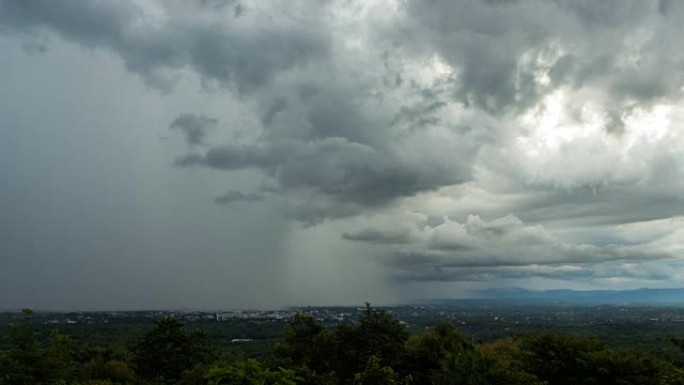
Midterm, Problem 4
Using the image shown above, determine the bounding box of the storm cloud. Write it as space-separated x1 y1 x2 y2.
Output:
170 113 217 146
2 0 684 308
214 190 264 205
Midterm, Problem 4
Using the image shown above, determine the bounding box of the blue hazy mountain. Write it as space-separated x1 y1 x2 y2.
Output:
434 288 684 306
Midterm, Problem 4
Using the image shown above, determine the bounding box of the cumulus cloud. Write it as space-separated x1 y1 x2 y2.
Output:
170 113 216 146
343 214 675 282
0 0 327 91
4 0 684 289
186 137 468 208
342 228 413 245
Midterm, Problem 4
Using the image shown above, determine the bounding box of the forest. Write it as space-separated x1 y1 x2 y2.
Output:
3 305 684 385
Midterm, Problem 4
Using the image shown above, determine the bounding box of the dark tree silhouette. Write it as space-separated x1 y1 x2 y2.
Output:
132 317 213 384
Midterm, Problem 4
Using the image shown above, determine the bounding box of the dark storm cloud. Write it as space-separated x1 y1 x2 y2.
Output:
342 228 413 245
185 137 469 213
386 243 672 270
658 0 675 16
385 245 674 283
391 260 675 283
391 0 553 112
519 188 684 227
172 153 205 168
1 0 477 221
186 25 325 93
0 0 137 44
394 0 684 114
0 0 327 92
20 39 46 53
170 113 217 146
214 190 263 205
4 0 684 290
345 214 676 282
199 0 240 12
4 0 683 213
391 264 593 283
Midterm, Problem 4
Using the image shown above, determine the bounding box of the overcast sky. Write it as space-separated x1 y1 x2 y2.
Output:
1 0 684 310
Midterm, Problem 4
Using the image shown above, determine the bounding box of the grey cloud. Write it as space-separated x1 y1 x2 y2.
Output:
186 137 469 212
392 260 676 283
393 0 684 114
342 228 412 245
20 39 46 54
260 96 287 126
386 245 673 283
188 70 478 220
467 122 684 229
658 0 675 16
204 142 277 170
0 0 327 92
198 0 245 17
200 0 237 11
3 0 483 222
520 189 684 227
344 214 675 282
170 113 217 146
387 243 671 270
234 4 245 18
187 25 325 93
303 92 386 146
593 262 674 281
394 0 555 112
414 215 558 255
392 264 594 283
281 195 366 226
0 0 138 45
475 155 684 226
214 190 264 205
172 153 205 168
557 0 649 28
4 0 684 297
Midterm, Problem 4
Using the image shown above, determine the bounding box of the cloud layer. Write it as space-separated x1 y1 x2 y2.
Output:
2 0 684 295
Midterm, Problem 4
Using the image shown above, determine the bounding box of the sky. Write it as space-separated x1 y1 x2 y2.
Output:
1 0 684 310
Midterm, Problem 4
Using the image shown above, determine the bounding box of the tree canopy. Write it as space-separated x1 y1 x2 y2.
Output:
3 306 684 384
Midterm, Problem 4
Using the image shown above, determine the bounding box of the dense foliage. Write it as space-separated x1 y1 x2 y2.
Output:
3 305 684 384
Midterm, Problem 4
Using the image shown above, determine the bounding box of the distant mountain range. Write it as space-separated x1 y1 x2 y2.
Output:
433 288 684 306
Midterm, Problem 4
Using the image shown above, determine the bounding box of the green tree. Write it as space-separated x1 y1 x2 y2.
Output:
274 313 340 385
274 312 335 374
516 332 684 385
588 348 684 385
430 348 490 385
0 308 78 385
132 317 214 384
0 308 42 385
76 345 136 385
518 332 604 385
334 304 408 381
477 338 542 385
353 355 410 385
44 329 79 382
404 322 471 384
207 358 300 385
